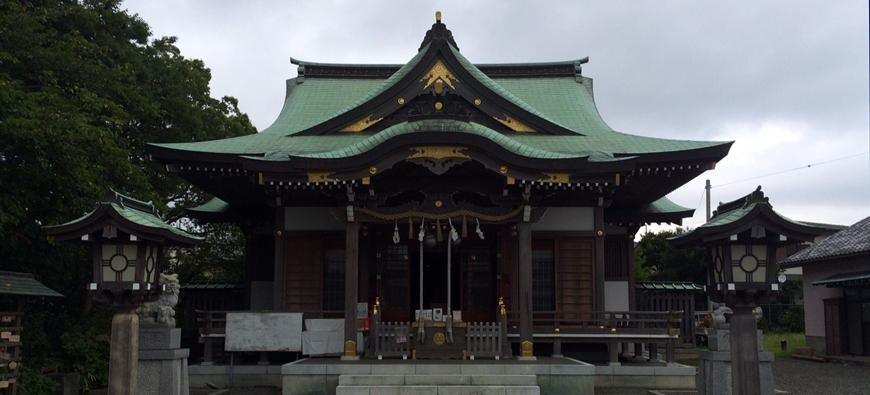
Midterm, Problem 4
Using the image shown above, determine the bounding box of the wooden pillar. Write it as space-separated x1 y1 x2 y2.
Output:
343 220 360 359
627 232 637 311
517 221 534 359
593 205 606 312
272 207 286 311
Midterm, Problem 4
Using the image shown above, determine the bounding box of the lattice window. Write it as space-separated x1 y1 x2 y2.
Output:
532 241 556 311
101 244 137 282
322 249 345 311
730 244 767 283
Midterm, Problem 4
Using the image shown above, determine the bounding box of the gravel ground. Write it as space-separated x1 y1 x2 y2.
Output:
774 358 870 395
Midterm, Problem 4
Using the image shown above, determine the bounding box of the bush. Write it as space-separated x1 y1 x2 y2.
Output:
18 366 57 395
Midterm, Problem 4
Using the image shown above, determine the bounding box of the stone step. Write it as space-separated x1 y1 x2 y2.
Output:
339 374 538 386
336 385 540 395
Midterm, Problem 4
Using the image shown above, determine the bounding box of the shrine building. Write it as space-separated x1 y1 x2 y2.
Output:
149 13 732 361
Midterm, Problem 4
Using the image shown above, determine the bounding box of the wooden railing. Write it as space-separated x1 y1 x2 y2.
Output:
508 310 681 334
506 310 682 364
466 322 502 360
372 320 411 359
195 310 228 365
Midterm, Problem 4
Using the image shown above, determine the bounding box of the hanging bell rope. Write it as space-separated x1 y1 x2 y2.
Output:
392 220 400 244
475 217 485 240
448 217 459 242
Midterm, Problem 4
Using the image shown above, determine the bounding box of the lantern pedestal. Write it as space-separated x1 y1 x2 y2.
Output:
137 326 189 395
109 312 139 395
697 326 774 395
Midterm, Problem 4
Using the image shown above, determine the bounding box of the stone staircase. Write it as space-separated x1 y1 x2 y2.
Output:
335 373 540 395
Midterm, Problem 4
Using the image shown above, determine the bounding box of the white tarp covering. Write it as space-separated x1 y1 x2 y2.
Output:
302 319 344 356
225 312 303 352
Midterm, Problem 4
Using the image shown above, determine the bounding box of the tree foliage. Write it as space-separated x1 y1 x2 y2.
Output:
634 228 706 285
0 0 255 390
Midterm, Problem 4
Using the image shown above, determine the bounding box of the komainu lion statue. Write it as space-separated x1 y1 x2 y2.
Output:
139 273 180 327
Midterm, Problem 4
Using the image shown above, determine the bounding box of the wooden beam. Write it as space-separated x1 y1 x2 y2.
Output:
517 221 533 348
272 207 286 311
344 220 360 355
594 205 605 312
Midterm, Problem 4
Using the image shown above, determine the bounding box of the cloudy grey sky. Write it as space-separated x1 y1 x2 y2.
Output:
123 0 870 229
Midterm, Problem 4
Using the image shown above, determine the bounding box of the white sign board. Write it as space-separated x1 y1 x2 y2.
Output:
225 312 303 352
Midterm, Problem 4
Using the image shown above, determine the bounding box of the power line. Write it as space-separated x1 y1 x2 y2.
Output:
712 151 870 189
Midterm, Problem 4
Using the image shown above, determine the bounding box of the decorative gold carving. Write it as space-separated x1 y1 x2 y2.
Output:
421 60 458 92
494 115 535 133
436 10 442 22
307 172 339 183
541 173 570 184
398 97 406 105
498 297 506 316
433 331 446 345
521 341 534 357
474 98 482 106
506 176 516 185
362 177 371 185
373 297 380 316
407 146 470 160
499 165 509 174
369 166 378 175
596 229 605 237
340 115 383 133
344 340 357 357
434 101 443 110
435 200 443 208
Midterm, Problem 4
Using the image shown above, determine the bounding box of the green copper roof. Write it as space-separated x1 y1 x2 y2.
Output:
255 120 625 162
812 271 870 287
46 191 202 244
188 197 229 214
151 75 726 160
0 271 63 297
448 45 572 132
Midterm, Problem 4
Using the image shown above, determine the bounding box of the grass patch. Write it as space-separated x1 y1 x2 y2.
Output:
764 332 806 358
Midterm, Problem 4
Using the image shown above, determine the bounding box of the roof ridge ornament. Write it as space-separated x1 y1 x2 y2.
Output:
419 11 459 52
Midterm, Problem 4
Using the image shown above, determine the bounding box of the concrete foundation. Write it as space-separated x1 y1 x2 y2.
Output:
138 327 189 395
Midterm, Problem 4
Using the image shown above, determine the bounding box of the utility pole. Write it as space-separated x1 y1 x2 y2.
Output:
705 179 712 221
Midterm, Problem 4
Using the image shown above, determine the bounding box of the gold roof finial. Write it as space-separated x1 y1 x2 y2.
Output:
436 11 442 23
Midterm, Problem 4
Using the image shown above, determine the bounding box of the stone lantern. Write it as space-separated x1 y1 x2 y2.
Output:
672 186 827 395
45 190 200 395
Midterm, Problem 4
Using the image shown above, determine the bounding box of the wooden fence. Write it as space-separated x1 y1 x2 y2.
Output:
372 320 411 359
466 322 502 359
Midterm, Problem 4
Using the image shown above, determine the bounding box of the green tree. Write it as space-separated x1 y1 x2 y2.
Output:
634 229 706 285
0 0 255 391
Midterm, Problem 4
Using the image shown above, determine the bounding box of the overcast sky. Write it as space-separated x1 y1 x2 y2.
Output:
123 0 870 230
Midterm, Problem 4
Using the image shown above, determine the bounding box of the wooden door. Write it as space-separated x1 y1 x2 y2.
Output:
380 244 410 321
556 238 594 320
824 298 847 355
462 247 495 322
